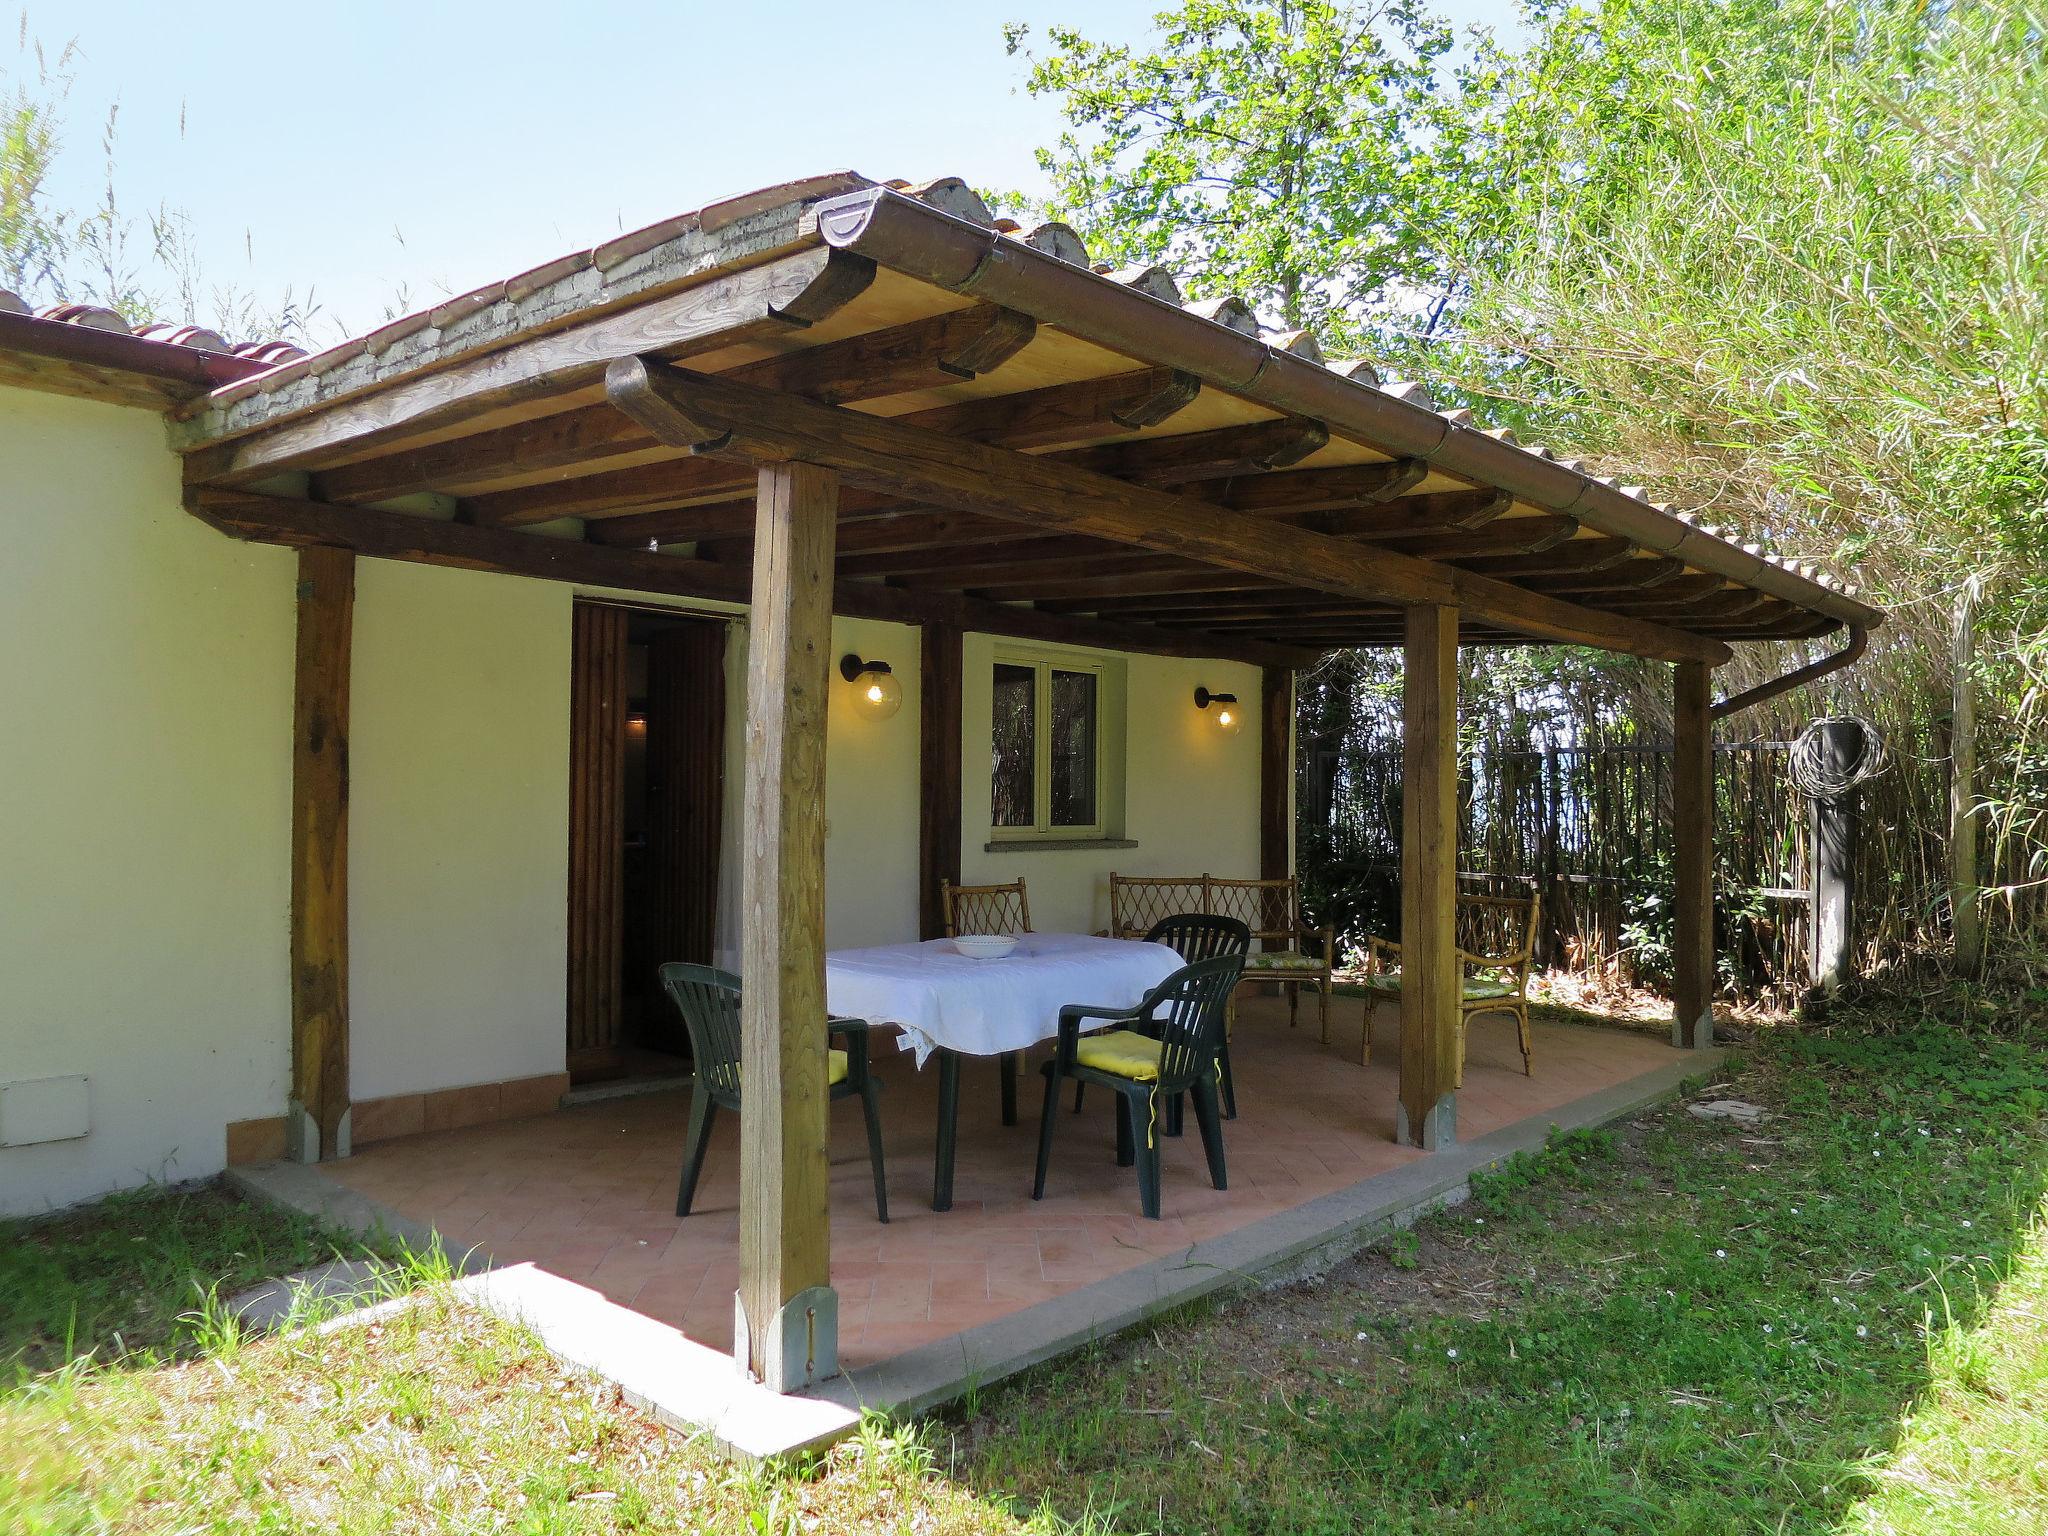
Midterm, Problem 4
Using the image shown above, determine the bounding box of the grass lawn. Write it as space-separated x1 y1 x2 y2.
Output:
946 992 2048 1533
3 987 2045 1533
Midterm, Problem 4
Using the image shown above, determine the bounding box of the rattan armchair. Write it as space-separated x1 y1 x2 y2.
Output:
1360 892 1537 1080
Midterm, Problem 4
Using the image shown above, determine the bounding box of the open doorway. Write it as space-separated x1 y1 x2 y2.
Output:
566 600 728 1084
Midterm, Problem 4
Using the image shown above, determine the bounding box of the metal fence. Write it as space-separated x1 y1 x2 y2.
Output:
1300 738 1830 1005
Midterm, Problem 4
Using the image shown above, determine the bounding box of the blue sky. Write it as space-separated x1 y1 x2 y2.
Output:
20 1 1524 340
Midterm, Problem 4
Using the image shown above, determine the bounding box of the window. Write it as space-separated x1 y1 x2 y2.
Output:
991 653 1104 838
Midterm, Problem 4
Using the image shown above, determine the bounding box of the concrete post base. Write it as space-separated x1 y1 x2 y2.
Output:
1396 1093 1457 1151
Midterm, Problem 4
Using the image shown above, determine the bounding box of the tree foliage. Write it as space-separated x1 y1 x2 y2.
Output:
1017 0 2048 949
1435 0 2048 928
1002 0 1458 347
1442 0 2046 655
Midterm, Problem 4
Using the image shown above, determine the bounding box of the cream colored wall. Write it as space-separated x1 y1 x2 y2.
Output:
0 389 1270 1219
959 636 1266 936
348 583 924 1097
712 612 924 964
347 562 576 1101
0 387 294 1216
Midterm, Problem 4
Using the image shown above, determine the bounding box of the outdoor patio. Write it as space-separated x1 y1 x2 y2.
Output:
320 993 1677 1371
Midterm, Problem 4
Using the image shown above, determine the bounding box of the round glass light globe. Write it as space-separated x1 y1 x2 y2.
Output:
1213 704 1244 736
854 668 903 720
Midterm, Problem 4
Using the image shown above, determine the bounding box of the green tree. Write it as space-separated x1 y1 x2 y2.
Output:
1002 0 1458 349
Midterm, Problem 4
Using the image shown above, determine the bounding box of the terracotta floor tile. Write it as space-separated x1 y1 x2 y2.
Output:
320 1000 1676 1363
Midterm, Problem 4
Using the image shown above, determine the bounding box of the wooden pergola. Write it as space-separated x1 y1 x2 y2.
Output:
169 173 1882 1389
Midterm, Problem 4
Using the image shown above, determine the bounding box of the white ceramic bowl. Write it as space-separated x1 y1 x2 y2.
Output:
952 933 1020 959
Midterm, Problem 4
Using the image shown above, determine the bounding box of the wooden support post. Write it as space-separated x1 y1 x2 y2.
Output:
289 546 354 1162
1397 605 1459 1149
1672 661 1716 1049
1807 718 1862 995
1950 584 1982 977
737 460 840 1390
919 621 964 941
1260 666 1293 883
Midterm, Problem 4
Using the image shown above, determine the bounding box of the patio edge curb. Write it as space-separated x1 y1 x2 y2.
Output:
224 1163 860 1460
810 1045 1726 1418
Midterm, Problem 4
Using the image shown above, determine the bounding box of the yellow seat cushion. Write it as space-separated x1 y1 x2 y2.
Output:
1244 951 1326 972
1362 971 1519 1001
1074 1029 1164 1081
736 1047 849 1091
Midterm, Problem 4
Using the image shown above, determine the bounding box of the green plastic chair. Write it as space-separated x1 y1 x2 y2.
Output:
1074 913 1252 1124
1033 953 1245 1220
658 962 889 1223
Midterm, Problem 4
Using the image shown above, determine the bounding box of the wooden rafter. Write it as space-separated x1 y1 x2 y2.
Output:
1282 489 1511 539
603 357 1731 664
185 487 1310 667
1059 415 1328 483
1454 538 1640 579
320 303 1037 508
1206 459 1428 514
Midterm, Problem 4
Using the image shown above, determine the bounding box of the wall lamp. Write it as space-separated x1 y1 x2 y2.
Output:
840 654 903 721
1194 686 1244 736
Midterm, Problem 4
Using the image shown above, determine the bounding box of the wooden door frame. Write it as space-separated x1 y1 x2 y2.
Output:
565 597 737 1082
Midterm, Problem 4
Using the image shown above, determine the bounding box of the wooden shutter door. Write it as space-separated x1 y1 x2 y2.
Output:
646 619 728 976
567 602 629 1079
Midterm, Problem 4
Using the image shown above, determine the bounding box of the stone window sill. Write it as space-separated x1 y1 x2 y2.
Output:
982 838 1140 854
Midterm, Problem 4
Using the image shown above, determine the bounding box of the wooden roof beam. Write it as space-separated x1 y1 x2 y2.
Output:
1368 516 1582 561
834 493 1525 586
904 366 1200 447
734 300 1035 404
603 357 1731 664
656 432 1430 572
185 487 1309 668
839 533 1129 583
479 366 1209 532
1453 538 1639 579
1287 489 1511 540
314 300 1038 505
590 485 908 549
1208 459 1428 515
1515 555 1688 594
183 247 879 488
1041 586 1358 618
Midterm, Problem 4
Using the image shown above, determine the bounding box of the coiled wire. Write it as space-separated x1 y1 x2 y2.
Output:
1788 716 1890 801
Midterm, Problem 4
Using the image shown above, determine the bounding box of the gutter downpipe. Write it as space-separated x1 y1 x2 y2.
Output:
807 187 1883 638
1708 624 1869 721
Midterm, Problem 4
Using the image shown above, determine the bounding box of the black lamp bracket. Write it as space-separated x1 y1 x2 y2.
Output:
841 654 893 682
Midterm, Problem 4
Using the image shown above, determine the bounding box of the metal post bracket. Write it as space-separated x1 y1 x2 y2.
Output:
733 1286 839 1392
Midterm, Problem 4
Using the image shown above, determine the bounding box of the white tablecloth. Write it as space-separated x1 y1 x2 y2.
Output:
824 932 1182 1066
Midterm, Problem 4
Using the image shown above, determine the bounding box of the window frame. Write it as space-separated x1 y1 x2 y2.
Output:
989 648 1107 842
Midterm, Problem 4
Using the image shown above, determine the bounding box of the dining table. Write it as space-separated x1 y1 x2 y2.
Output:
824 931 1183 1209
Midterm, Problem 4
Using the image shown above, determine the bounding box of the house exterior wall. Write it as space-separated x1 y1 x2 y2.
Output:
0 387 295 1217
347 561 574 1102
0 394 1270 1210
710 611 925 966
